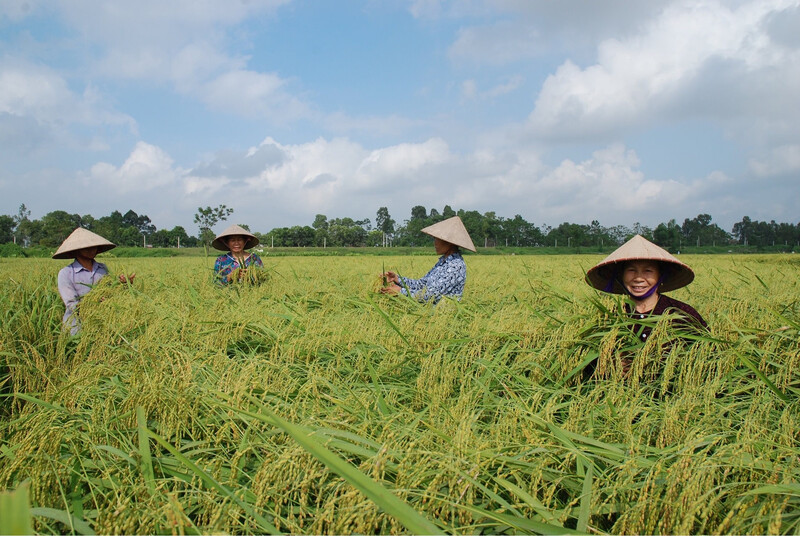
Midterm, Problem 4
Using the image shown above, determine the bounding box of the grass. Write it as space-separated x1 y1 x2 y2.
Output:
0 254 798 534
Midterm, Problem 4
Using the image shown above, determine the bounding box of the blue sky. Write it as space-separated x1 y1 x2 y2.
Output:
1 0 799 235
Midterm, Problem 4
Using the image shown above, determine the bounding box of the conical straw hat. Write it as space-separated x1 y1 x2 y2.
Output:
585 234 694 294
212 224 259 251
52 228 117 259
421 216 476 253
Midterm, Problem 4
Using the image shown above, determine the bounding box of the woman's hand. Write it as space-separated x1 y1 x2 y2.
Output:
620 357 633 376
379 283 401 295
119 273 136 284
382 271 399 284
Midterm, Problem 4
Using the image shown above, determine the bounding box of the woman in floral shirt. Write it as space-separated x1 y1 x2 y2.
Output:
212 224 263 285
381 216 476 302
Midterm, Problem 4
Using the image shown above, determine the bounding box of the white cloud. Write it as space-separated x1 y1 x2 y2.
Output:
173 136 757 230
56 0 290 50
430 1 664 64
540 145 675 210
46 0 309 122
199 69 310 121
4 0 798 232
179 136 455 218
459 76 523 102
86 142 181 193
528 0 800 139
0 57 136 154
169 42 243 91
184 176 230 196
485 75 523 97
358 138 451 181
749 144 800 176
47 131 791 233
2 60 82 122
246 138 368 208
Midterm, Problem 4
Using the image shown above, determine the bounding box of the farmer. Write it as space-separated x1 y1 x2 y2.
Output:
585 235 707 372
380 216 476 302
54 228 134 335
213 224 263 285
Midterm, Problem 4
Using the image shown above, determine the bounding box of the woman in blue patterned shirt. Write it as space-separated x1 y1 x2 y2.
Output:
212 224 263 285
381 216 476 302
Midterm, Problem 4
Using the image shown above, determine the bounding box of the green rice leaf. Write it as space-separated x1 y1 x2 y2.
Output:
30 507 95 535
0 483 34 535
223 399 440 535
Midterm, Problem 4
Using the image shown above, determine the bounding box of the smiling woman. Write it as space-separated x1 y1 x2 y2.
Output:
212 224 264 285
585 235 708 371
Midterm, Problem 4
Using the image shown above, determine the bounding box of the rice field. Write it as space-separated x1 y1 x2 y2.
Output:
0 253 799 535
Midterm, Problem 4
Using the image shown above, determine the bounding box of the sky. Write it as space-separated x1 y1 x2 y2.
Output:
1 0 799 236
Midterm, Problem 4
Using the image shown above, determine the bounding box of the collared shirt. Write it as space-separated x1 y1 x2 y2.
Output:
57 259 109 334
398 252 466 303
624 294 708 343
214 253 263 285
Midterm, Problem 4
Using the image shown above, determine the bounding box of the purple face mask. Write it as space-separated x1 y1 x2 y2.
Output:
604 262 669 300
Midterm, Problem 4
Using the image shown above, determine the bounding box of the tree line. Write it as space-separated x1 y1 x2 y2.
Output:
2 203 799 252
1 205 197 249
257 205 800 250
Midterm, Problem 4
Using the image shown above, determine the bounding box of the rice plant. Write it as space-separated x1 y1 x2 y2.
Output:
0 254 798 534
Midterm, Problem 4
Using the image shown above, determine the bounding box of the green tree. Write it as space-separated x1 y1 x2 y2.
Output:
631 222 652 241
376 207 395 235
681 214 729 246
481 211 501 247
17 219 42 247
653 219 682 251
0 215 14 243
39 210 82 247
312 214 328 230
290 226 315 246
546 222 590 248
732 216 753 245
505 214 543 246
123 209 156 236
194 205 234 254
12 204 31 244
312 214 329 246
149 229 171 248
410 205 427 221
774 222 799 246
168 226 191 247
94 211 125 244
458 210 484 246
401 206 433 246
328 217 368 247
608 225 633 245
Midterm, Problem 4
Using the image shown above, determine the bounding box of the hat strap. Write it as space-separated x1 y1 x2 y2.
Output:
628 275 662 301
608 263 670 300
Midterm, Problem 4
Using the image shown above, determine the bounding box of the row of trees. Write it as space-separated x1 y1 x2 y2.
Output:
1 205 198 249
262 206 800 250
1 204 240 251
2 203 798 251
